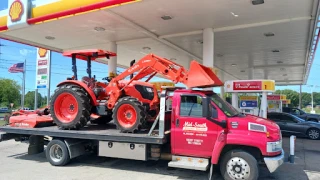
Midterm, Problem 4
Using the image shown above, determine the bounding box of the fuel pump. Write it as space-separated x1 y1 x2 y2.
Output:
267 94 286 112
224 80 275 118
239 95 259 115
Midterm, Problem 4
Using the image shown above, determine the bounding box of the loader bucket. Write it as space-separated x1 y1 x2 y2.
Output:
185 60 223 88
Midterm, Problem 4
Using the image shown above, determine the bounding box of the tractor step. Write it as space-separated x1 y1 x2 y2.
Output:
168 155 209 171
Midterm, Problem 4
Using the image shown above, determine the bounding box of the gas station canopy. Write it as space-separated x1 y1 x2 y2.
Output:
0 0 319 85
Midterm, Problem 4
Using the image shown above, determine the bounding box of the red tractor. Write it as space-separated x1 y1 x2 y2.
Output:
50 49 222 132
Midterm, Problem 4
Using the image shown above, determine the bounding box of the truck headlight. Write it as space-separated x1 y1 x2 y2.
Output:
267 140 282 152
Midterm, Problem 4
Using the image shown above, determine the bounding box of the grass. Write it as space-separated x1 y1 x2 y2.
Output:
0 121 6 126
303 108 320 114
0 112 10 126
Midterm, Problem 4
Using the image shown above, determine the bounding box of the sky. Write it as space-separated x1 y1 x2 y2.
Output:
0 1 319 96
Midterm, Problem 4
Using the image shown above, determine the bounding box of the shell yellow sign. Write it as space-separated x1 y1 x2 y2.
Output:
239 96 258 101
150 82 175 90
9 0 24 22
38 48 48 58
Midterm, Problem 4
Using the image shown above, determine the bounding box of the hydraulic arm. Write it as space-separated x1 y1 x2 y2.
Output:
106 54 223 109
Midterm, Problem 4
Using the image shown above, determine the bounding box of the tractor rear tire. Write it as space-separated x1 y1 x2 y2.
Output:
113 97 146 133
50 84 91 130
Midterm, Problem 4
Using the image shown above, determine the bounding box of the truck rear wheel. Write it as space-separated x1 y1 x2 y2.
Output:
46 139 70 166
113 97 146 133
220 149 259 180
51 85 91 130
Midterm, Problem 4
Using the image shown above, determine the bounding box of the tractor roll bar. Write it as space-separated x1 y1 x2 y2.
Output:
72 54 78 80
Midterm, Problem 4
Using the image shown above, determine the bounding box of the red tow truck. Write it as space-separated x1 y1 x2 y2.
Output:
0 86 284 180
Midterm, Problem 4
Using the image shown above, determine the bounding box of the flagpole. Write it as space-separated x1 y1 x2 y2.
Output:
21 59 26 109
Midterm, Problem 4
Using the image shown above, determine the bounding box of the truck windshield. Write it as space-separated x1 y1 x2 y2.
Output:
209 94 239 117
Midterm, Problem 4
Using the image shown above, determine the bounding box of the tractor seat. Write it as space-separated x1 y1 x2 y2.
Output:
82 76 95 88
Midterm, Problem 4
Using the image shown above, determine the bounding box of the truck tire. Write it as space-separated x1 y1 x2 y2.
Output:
220 149 259 180
46 139 70 166
90 114 113 124
113 97 146 133
51 84 91 130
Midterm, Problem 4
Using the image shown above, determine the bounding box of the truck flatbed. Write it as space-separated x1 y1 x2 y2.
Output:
0 123 166 144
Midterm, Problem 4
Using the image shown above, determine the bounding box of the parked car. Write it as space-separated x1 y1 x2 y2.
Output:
282 107 320 122
0 107 9 113
267 112 320 140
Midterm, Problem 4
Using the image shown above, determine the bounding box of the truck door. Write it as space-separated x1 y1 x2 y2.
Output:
171 94 219 157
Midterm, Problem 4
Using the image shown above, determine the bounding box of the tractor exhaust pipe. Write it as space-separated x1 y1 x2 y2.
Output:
130 60 135 79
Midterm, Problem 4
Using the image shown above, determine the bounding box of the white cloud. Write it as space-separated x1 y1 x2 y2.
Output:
19 49 35 56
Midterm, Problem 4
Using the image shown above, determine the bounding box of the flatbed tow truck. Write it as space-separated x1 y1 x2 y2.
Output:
0 86 284 180
0 50 284 180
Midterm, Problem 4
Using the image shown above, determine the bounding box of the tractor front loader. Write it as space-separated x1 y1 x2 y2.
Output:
50 49 222 133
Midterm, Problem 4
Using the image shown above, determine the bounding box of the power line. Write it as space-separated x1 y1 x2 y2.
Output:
0 43 35 51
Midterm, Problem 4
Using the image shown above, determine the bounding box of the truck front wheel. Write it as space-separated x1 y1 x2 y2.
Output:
220 149 259 180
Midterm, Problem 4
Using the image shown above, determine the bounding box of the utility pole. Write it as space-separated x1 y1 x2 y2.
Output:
299 85 302 109
309 85 319 114
21 59 26 109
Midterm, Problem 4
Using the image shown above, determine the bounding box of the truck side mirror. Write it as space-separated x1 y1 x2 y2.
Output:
212 108 218 119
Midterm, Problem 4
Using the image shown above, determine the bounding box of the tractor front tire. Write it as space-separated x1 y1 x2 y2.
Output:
50 85 91 130
113 97 146 133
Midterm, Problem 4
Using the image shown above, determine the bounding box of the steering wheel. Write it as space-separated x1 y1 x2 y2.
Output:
102 77 112 82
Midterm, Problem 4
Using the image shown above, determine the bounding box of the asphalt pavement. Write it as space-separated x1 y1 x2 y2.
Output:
0 137 319 180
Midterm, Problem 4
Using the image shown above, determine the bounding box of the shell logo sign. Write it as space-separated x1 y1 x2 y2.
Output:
38 48 48 58
9 0 24 22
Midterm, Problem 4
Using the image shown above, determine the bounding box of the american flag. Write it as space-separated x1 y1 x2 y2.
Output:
8 63 24 73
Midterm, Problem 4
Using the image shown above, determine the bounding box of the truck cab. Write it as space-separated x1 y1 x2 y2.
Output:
169 89 284 180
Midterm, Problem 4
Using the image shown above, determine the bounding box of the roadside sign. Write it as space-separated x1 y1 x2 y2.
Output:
36 48 51 89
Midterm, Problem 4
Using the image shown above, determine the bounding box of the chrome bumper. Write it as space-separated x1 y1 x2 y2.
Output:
264 149 284 173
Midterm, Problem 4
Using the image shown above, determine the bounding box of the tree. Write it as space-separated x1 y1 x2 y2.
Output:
0 78 21 108
313 92 320 106
301 92 311 107
275 89 299 107
24 91 43 109
41 96 48 107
